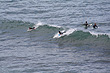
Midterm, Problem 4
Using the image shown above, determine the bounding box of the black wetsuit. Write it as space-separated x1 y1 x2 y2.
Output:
93 25 98 29
59 31 63 35
83 21 88 27
85 23 88 27
83 23 88 29
29 27 35 29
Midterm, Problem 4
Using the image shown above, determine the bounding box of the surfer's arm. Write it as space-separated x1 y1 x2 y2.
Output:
96 25 98 27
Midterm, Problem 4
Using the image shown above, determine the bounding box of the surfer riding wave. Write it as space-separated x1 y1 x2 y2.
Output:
59 31 66 35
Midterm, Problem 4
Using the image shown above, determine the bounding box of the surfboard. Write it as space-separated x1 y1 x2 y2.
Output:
53 29 75 38
53 30 65 38
87 24 92 27
27 28 33 31
89 24 92 26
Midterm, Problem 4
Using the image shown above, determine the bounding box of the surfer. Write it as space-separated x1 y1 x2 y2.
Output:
59 31 66 35
83 21 89 29
93 23 98 29
83 21 88 27
29 27 35 29
59 31 63 35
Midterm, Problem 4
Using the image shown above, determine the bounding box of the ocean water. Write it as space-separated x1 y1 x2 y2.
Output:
0 0 110 73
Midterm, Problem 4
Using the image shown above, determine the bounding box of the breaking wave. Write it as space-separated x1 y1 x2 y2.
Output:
0 20 110 48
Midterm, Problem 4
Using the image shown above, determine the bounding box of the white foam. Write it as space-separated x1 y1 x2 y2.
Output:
108 34 110 38
33 22 43 29
53 28 77 38
48 25 61 28
89 31 110 38
89 31 99 37
33 22 62 29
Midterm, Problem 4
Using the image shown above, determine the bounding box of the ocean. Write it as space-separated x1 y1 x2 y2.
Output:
0 0 110 73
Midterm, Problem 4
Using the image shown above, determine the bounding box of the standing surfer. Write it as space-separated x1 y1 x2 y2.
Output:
59 31 66 35
59 31 63 35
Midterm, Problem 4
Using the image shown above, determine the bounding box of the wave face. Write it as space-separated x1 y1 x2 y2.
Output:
54 30 110 49
0 20 110 49
27 22 110 49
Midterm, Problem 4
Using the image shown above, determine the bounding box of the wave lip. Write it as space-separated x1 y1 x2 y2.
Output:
89 31 110 38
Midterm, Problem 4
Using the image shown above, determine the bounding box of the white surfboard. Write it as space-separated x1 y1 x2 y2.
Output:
27 28 33 32
53 29 76 38
53 30 65 38
87 24 92 27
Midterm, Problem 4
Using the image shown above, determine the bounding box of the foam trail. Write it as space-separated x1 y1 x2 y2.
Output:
33 22 43 29
34 22 62 29
53 28 77 38
65 28 76 36
48 25 61 28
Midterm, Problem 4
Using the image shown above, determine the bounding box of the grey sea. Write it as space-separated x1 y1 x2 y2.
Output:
0 0 110 73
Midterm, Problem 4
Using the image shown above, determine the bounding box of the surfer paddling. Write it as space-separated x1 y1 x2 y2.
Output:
29 27 35 30
93 23 98 29
27 27 36 31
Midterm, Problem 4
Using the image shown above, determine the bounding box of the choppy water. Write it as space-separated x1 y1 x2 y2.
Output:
0 0 110 73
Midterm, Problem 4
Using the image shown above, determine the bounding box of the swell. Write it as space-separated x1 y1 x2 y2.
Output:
1 19 110 38
0 20 32 29
33 23 110 49
1 20 110 37
0 20 110 49
54 30 110 48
